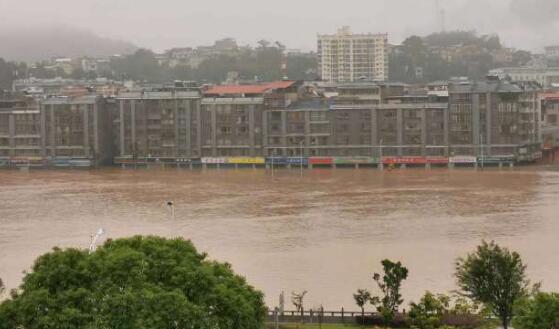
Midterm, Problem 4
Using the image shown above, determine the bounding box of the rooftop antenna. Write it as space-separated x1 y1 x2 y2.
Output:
88 228 105 254
435 0 446 32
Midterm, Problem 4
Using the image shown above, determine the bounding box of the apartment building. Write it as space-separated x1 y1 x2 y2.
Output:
41 96 114 165
448 79 541 160
114 91 201 160
203 81 299 157
0 98 41 159
539 92 559 160
489 67 559 90
545 45 559 59
264 82 447 158
330 83 447 157
0 78 544 168
317 26 388 83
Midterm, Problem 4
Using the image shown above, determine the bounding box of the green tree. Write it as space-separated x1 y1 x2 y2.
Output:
455 241 529 329
371 259 409 323
353 288 371 325
512 50 532 66
112 49 165 82
513 292 559 329
423 30 479 48
0 58 25 90
408 292 449 329
0 236 266 329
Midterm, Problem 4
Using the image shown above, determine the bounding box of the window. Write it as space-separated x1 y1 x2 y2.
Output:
310 111 327 121
287 112 304 121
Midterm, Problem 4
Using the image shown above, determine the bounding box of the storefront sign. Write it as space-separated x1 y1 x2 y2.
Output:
201 157 227 164
51 158 71 167
10 156 47 164
532 152 543 160
68 159 92 167
426 157 449 164
286 157 308 165
334 157 380 164
309 157 333 165
266 157 287 165
478 155 515 164
228 157 265 164
449 156 477 164
382 156 428 164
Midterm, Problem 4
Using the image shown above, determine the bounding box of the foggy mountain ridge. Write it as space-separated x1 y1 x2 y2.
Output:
0 26 138 62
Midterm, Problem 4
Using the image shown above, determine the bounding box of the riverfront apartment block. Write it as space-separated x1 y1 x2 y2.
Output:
317 26 388 83
0 96 113 167
0 78 544 168
448 80 541 161
41 96 114 165
114 91 200 160
0 99 41 160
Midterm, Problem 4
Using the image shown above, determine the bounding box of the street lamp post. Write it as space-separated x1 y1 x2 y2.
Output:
166 201 175 220
299 140 304 178
480 133 484 170
379 138 384 170
88 228 105 254
271 149 275 178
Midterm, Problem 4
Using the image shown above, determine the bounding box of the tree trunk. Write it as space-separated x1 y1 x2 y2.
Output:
361 307 365 326
502 318 508 329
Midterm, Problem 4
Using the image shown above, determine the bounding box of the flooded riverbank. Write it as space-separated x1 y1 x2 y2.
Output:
1 167 558 308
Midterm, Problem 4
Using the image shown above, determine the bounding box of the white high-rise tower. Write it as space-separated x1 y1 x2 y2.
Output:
317 26 388 83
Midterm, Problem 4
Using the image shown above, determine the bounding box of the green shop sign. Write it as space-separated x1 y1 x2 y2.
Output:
334 157 380 164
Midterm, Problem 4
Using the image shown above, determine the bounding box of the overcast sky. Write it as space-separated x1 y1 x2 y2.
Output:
0 0 558 52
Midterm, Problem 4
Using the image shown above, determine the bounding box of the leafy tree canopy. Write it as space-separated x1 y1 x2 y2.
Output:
389 30 524 83
409 291 449 329
0 235 266 329
371 259 409 322
455 241 529 329
513 292 559 329
424 31 502 50
109 43 317 84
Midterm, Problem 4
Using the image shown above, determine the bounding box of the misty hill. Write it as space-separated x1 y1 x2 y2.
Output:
0 26 138 62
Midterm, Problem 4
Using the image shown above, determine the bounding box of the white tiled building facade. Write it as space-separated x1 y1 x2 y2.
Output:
317 27 388 83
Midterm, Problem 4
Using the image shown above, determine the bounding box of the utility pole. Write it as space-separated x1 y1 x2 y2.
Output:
274 307 280 329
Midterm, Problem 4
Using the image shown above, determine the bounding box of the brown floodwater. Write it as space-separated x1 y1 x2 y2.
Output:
1 167 558 310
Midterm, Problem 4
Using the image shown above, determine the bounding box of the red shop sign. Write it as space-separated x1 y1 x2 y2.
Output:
309 157 333 165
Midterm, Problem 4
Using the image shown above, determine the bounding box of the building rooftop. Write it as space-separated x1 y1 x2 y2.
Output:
448 81 528 93
337 82 406 89
541 92 559 100
203 81 297 96
41 95 99 105
491 67 559 73
116 91 200 100
287 98 330 111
